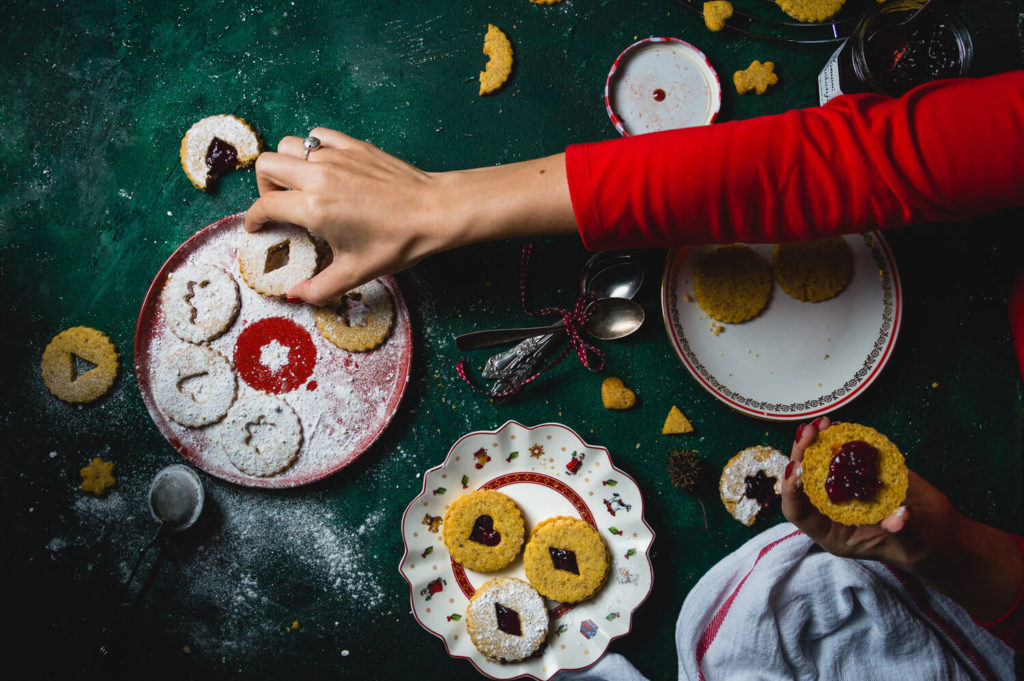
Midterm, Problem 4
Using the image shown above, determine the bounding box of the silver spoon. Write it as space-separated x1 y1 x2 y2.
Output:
124 465 205 591
585 257 644 300
480 251 646 395
455 297 644 350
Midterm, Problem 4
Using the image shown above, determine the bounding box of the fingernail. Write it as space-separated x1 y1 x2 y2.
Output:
286 296 302 305
785 461 795 479
812 416 828 430
795 423 805 442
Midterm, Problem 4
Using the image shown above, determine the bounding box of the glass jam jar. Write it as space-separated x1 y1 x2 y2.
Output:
818 0 974 104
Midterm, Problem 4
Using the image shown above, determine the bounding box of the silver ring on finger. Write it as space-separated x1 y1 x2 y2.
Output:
303 135 321 161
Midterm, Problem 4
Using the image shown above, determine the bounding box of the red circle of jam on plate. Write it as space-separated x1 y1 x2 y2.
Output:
234 317 316 393
652 88 666 101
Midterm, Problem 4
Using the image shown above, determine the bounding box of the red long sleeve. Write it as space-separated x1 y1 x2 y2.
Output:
567 70 1024 250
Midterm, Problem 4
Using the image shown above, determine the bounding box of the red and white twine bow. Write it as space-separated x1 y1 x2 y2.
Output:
456 244 606 399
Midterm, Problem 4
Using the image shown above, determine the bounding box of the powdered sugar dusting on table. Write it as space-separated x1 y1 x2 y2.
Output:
137 216 412 488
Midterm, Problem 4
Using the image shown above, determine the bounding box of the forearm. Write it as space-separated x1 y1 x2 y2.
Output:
908 514 1024 625
434 153 577 252
567 70 1024 250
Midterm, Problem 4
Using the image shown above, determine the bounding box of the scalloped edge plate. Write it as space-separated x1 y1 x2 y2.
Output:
399 421 654 679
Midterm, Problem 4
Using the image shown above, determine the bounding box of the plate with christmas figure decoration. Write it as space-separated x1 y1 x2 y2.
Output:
135 212 413 488
399 421 655 680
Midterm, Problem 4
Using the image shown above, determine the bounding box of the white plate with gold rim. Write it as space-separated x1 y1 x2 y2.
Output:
399 421 654 680
661 232 902 421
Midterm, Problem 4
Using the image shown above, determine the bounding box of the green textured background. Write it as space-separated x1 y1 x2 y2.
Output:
3 1 1022 679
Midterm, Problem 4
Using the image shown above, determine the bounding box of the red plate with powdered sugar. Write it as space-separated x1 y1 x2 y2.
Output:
135 213 413 488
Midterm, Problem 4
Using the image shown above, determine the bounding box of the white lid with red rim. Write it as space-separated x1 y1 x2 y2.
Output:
605 37 722 136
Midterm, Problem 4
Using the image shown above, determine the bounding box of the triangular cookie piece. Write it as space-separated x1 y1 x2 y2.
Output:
662 405 694 434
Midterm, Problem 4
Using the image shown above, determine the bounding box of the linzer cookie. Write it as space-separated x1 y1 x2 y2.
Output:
238 222 320 298
41 326 120 404
442 490 525 572
180 114 260 191
802 423 908 526
153 344 237 427
773 237 853 302
314 279 395 352
161 264 240 343
466 577 548 663
693 245 772 323
523 516 608 603
219 394 303 477
719 445 788 526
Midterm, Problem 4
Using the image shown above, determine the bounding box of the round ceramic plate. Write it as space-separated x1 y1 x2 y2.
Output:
605 37 722 136
399 421 654 680
135 213 413 488
661 233 901 421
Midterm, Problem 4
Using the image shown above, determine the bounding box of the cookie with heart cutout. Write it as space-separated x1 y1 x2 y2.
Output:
442 489 525 573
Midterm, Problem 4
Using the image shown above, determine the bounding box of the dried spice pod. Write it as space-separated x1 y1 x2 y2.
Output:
668 449 708 529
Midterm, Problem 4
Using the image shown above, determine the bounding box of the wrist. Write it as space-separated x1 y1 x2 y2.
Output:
432 154 578 253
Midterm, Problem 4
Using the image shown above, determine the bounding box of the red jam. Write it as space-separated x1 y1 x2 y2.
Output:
652 88 666 101
233 317 316 394
205 137 239 177
495 604 522 636
469 515 501 546
825 441 882 503
743 470 777 508
549 547 580 575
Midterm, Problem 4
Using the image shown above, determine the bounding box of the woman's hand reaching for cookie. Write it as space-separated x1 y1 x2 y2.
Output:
244 128 577 305
782 417 1024 623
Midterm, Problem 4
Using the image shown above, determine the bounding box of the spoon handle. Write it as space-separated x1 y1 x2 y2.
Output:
122 523 165 593
454 321 565 351
482 332 566 399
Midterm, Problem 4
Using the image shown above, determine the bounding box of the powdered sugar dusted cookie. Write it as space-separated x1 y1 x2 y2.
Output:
180 114 260 191
314 279 395 352
238 223 319 298
719 445 789 526
220 394 303 477
154 345 237 427
161 264 240 344
466 577 548 663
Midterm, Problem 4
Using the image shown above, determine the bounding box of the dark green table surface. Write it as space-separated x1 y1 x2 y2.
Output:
3 1 1022 678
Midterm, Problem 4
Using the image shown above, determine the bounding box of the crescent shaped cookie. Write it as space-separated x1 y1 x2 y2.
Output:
479 24 513 96
40 327 120 404
161 264 240 343
802 423 908 526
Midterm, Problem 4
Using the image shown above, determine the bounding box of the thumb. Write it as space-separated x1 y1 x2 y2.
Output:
287 261 362 306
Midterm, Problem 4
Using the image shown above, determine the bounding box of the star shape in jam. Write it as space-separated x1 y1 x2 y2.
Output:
80 457 116 496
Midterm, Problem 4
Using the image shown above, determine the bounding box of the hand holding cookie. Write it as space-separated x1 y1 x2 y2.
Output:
780 417 954 570
783 418 1024 623
245 127 576 305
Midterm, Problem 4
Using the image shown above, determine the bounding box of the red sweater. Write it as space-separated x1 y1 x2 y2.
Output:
567 70 1024 652
566 70 1024 249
